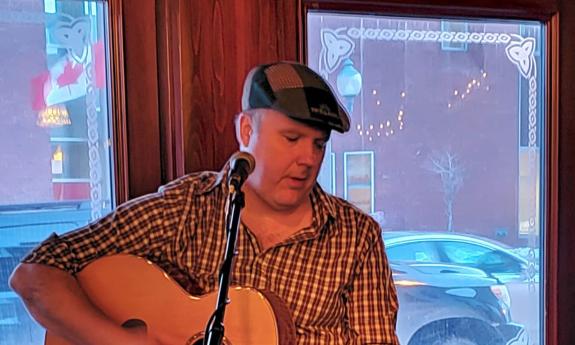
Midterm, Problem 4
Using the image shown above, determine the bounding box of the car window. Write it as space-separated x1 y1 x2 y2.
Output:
440 241 521 274
386 242 440 262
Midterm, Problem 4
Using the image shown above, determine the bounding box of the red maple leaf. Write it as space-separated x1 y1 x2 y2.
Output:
57 61 84 87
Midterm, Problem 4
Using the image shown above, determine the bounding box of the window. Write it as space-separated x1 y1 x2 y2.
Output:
308 10 544 345
0 1 115 343
386 242 440 262
441 242 493 265
441 21 470 51
440 241 526 276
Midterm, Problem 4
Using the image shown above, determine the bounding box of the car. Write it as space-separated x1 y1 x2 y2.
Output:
392 260 530 345
383 231 540 345
0 201 92 345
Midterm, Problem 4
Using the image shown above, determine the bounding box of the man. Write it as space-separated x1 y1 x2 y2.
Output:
10 61 399 345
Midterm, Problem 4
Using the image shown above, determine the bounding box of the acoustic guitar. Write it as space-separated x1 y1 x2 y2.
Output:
44 254 296 345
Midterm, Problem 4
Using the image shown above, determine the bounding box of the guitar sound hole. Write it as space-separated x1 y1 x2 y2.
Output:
122 318 147 330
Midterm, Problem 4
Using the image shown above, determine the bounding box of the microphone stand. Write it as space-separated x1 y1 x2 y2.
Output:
203 184 245 345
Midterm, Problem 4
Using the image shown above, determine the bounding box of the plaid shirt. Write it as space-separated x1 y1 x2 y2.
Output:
24 164 399 345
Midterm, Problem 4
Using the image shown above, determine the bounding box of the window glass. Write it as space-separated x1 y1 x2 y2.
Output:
386 242 440 262
440 241 524 274
308 11 543 345
0 1 114 343
441 241 492 265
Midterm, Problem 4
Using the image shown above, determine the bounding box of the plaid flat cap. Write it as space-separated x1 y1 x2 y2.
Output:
241 61 351 133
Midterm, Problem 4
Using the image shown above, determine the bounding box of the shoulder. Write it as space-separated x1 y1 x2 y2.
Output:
114 171 223 216
159 171 221 197
316 188 381 242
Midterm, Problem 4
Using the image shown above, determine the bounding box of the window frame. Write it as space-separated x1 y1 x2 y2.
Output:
298 2 559 345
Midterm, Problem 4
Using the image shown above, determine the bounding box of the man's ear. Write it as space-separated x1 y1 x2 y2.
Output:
235 112 253 149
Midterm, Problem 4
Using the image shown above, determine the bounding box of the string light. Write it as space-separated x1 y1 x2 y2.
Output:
355 88 408 140
448 70 490 109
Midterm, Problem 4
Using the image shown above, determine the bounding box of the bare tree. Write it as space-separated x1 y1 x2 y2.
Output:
424 150 465 232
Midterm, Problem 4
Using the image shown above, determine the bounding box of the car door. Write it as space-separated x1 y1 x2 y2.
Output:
437 240 539 343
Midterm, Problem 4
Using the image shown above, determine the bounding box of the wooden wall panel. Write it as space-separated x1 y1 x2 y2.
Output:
122 0 162 197
305 0 557 18
557 1 575 344
156 1 299 174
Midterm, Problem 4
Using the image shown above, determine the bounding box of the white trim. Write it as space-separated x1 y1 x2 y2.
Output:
52 178 91 183
50 137 89 143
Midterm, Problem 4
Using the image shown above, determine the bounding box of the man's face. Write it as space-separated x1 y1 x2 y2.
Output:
240 109 329 212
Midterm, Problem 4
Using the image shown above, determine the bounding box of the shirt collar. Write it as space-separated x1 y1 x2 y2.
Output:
191 158 232 196
192 157 339 231
309 183 338 231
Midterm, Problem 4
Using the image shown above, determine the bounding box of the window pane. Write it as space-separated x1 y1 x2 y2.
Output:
0 1 114 343
386 242 440 262
441 242 492 265
308 12 543 345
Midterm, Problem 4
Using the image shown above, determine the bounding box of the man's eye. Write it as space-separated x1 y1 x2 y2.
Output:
285 136 298 142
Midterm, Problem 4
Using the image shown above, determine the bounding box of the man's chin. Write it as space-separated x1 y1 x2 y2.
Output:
272 194 309 211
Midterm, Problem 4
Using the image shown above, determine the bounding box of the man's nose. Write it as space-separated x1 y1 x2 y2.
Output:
296 141 319 166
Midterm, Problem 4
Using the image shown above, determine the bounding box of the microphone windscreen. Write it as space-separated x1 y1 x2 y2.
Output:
231 151 256 175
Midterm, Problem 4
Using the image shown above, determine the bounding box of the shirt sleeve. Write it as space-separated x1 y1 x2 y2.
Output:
347 221 399 345
21 192 173 274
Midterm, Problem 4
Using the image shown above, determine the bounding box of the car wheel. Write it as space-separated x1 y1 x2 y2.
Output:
431 336 478 345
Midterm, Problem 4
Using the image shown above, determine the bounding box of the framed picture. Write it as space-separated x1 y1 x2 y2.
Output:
343 151 374 214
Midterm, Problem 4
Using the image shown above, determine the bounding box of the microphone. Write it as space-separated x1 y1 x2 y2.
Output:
228 151 256 192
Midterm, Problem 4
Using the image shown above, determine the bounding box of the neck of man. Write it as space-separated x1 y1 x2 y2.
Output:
240 185 314 250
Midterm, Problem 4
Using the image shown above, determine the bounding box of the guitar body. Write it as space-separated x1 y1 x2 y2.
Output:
44 255 295 345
